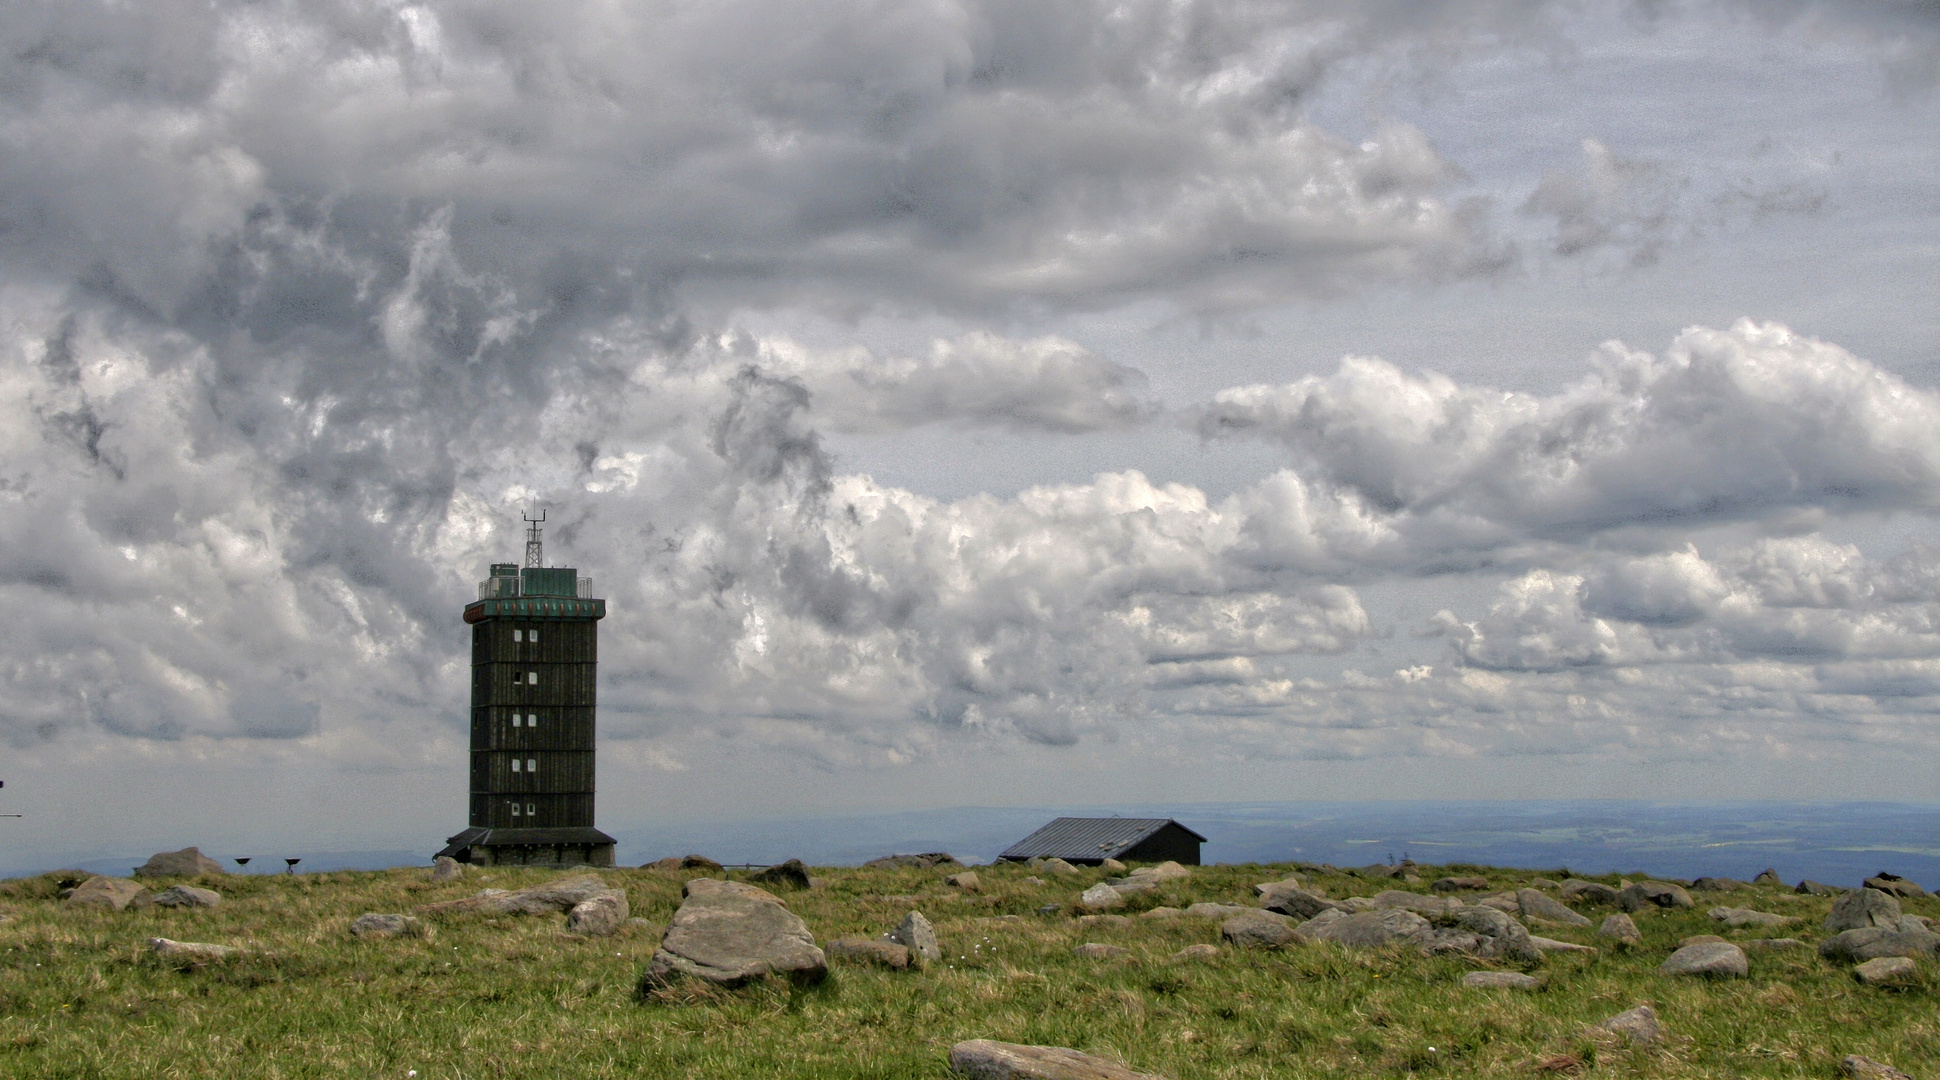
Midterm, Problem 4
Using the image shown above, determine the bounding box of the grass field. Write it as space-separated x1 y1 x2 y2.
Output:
0 860 1932 1079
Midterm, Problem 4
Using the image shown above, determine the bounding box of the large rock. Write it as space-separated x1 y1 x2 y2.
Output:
1864 873 1926 899
948 1040 1164 1080
945 871 981 892
1691 877 1748 893
750 859 811 890
1518 889 1591 927
641 879 825 990
151 885 221 909
1619 881 1694 911
1183 903 1251 919
430 856 464 882
65 877 149 911
1825 888 1903 933
1259 886 1338 920
1818 922 1940 962
1797 879 1841 895
1559 880 1621 905
1708 906 1793 929
889 910 941 963
1078 883 1123 911
1035 858 1080 876
149 937 238 962
1300 908 1433 950
567 892 630 936
863 853 961 870
1659 941 1748 977
1220 911 1299 949
1432 876 1491 892
1594 1005 1663 1046
1853 956 1918 986
133 847 225 879
418 875 620 917
827 938 911 969
679 854 724 872
1753 868 1783 886
1172 944 1220 962
1462 971 1542 989
1598 913 1643 945
1452 905 1542 962
350 913 433 939
1252 875 1304 897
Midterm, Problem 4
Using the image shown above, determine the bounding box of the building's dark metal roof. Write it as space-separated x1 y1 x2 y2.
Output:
438 826 617 858
998 817 1207 861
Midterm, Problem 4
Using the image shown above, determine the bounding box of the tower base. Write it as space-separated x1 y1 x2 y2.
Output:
437 826 617 868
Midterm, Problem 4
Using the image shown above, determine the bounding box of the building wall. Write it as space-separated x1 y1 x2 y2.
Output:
469 617 598 829
1121 825 1203 866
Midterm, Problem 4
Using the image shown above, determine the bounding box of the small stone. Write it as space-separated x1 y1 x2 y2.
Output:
1036 903 1062 916
1853 956 1918 986
1819 924 1940 962
1140 907 1184 920
1752 868 1782 886
1220 910 1299 949
1659 940 1748 977
1073 942 1130 960
1099 859 1127 873
1076 914 1133 929
1841 1055 1914 1080
1744 938 1806 951
430 856 464 882
350 913 433 939
948 1039 1162 1080
1372 890 1460 916
1796 879 1841 895
1619 881 1694 911
1172 943 1220 961
1022 877 1046 886
1679 934 1728 947
1461 971 1542 989
1038 858 1081 876
1595 1004 1663 1045
827 938 912 969
890 910 941 963
1258 885 1338 920
1252 874 1305 897
150 885 221 909
148 937 238 961
1432 876 1491 892
1478 892 1522 913
643 857 683 870
1691 876 1748 892
749 859 812 890
1527 877 1562 890
862 852 961 870
1079 883 1123 910
945 871 981 892
678 854 724 872
1598 914 1642 945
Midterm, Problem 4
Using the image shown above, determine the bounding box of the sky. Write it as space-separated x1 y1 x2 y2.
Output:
1 0 1938 865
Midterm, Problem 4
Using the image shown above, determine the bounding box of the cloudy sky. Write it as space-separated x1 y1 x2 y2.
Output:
2 0 1938 862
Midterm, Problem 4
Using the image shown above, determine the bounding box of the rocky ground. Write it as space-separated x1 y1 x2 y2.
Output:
0 852 1933 1078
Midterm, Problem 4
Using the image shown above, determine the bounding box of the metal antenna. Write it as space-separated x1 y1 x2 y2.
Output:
523 508 546 568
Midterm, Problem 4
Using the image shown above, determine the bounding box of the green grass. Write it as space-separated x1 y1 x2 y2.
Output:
0 861 1933 1078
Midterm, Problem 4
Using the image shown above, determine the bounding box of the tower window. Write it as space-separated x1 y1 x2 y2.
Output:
513 629 523 643
528 671 538 685
529 629 539 644
527 803 536 816
511 802 521 817
527 758 536 772
512 714 522 728
529 714 539 728
512 758 521 773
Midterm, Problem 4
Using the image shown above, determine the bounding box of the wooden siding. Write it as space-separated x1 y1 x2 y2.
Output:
468 616 600 830
469 792 596 830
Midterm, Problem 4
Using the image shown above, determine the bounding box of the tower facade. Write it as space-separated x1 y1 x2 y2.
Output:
437 515 616 867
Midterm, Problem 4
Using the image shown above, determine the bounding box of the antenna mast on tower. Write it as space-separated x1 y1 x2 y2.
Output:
523 509 546 568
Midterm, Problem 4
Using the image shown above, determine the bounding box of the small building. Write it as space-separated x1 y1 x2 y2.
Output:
997 817 1206 866
437 512 615 868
